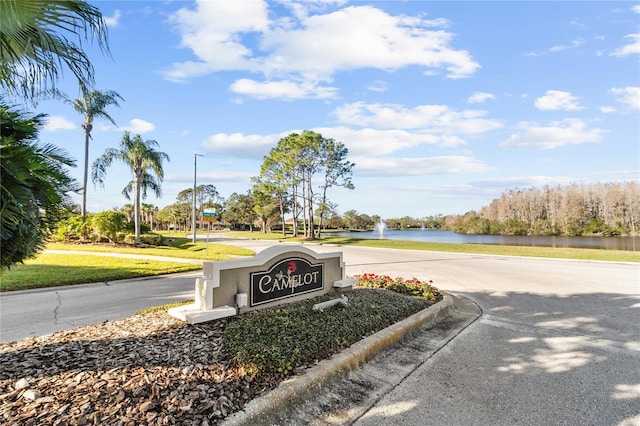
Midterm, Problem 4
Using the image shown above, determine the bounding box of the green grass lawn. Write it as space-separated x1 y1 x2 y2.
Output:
46 236 254 260
0 253 202 291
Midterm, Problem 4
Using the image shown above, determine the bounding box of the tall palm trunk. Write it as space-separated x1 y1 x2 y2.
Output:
81 123 92 224
134 175 141 245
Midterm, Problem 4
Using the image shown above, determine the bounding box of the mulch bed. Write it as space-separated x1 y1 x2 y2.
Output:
0 313 282 425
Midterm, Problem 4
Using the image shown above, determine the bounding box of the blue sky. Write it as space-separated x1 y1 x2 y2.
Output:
33 1 639 218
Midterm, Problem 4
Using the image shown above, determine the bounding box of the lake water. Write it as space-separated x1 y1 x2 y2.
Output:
323 229 639 251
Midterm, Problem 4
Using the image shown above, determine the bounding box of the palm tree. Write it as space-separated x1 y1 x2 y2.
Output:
92 132 169 245
1 102 77 269
72 87 123 224
0 0 109 102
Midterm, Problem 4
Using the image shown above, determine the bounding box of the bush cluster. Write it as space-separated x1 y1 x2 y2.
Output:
354 273 440 301
222 275 441 377
54 214 155 245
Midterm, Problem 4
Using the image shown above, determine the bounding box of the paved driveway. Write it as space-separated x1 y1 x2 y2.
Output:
1 238 638 425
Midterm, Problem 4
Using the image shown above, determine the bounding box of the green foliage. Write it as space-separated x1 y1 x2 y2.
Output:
0 0 109 102
91 210 126 243
0 103 76 270
502 219 528 236
531 219 560 236
354 273 439 301
92 131 169 245
125 220 150 234
54 215 91 242
123 233 162 245
223 287 438 376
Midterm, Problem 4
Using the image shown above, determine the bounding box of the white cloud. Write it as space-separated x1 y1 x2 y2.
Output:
201 126 465 160
526 39 585 56
202 131 289 159
43 116 75 132
260 6 478 78
633 5 640 14
164 0 270 82
230 78 337 99
104 10 121 27
470 175 574 189
599 106 616 113
367 80 388 92
500 119 604 149
611 33 640 57
122 119 156 134
313 126 446 155
467 92 496 104
535 90 583 111
548 38 585 52
334 102 503 134
610 86 640 109
353 155 493 176
164 1 480 99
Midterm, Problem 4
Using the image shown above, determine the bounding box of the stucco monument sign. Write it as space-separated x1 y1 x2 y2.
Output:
169 245 355 324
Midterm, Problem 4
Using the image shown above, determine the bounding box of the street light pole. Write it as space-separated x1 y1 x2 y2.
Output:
192 153 203 243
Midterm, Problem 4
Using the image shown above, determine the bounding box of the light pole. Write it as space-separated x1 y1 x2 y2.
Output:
192 153 203 243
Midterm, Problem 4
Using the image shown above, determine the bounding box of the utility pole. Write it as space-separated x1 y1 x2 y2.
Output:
192 153 203 243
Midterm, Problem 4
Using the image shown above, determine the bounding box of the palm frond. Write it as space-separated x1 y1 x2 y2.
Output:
0 0 109 102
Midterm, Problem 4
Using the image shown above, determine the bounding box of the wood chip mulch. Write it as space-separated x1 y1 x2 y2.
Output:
0 313 282 425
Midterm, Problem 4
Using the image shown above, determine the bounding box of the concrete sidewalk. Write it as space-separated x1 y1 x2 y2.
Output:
223 292 481 426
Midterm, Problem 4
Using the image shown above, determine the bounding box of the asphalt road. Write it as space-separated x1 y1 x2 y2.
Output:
1 238 639 425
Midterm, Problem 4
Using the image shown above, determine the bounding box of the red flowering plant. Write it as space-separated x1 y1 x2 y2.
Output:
353 273 441 302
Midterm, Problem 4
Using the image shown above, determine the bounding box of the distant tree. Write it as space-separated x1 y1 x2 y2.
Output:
157 203 188 231
256 130 354 239
0 0 109 102
1 104 77 269
118 203 134 223
91 210 125 244
223 192 257 231
92 131 169 244
471 181 639 236
252 174 290 237
316 137 354 238
342 209 359 230
252 188 281 233
72 87 123 223
176 184 222 232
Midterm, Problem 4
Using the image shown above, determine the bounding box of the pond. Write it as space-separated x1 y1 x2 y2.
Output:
323 229 639 251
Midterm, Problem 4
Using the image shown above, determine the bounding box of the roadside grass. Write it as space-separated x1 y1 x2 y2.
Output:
223 231 640 263
137 299 193 315
46 237 254 260
0 254 202 291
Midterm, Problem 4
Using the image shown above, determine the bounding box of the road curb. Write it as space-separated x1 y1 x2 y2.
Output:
222 292 458 426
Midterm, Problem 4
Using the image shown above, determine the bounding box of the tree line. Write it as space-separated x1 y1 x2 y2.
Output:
447 182 639 236
54 179 639 246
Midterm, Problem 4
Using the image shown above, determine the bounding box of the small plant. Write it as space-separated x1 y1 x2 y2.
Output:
222 288 439 377
353 273 440 301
